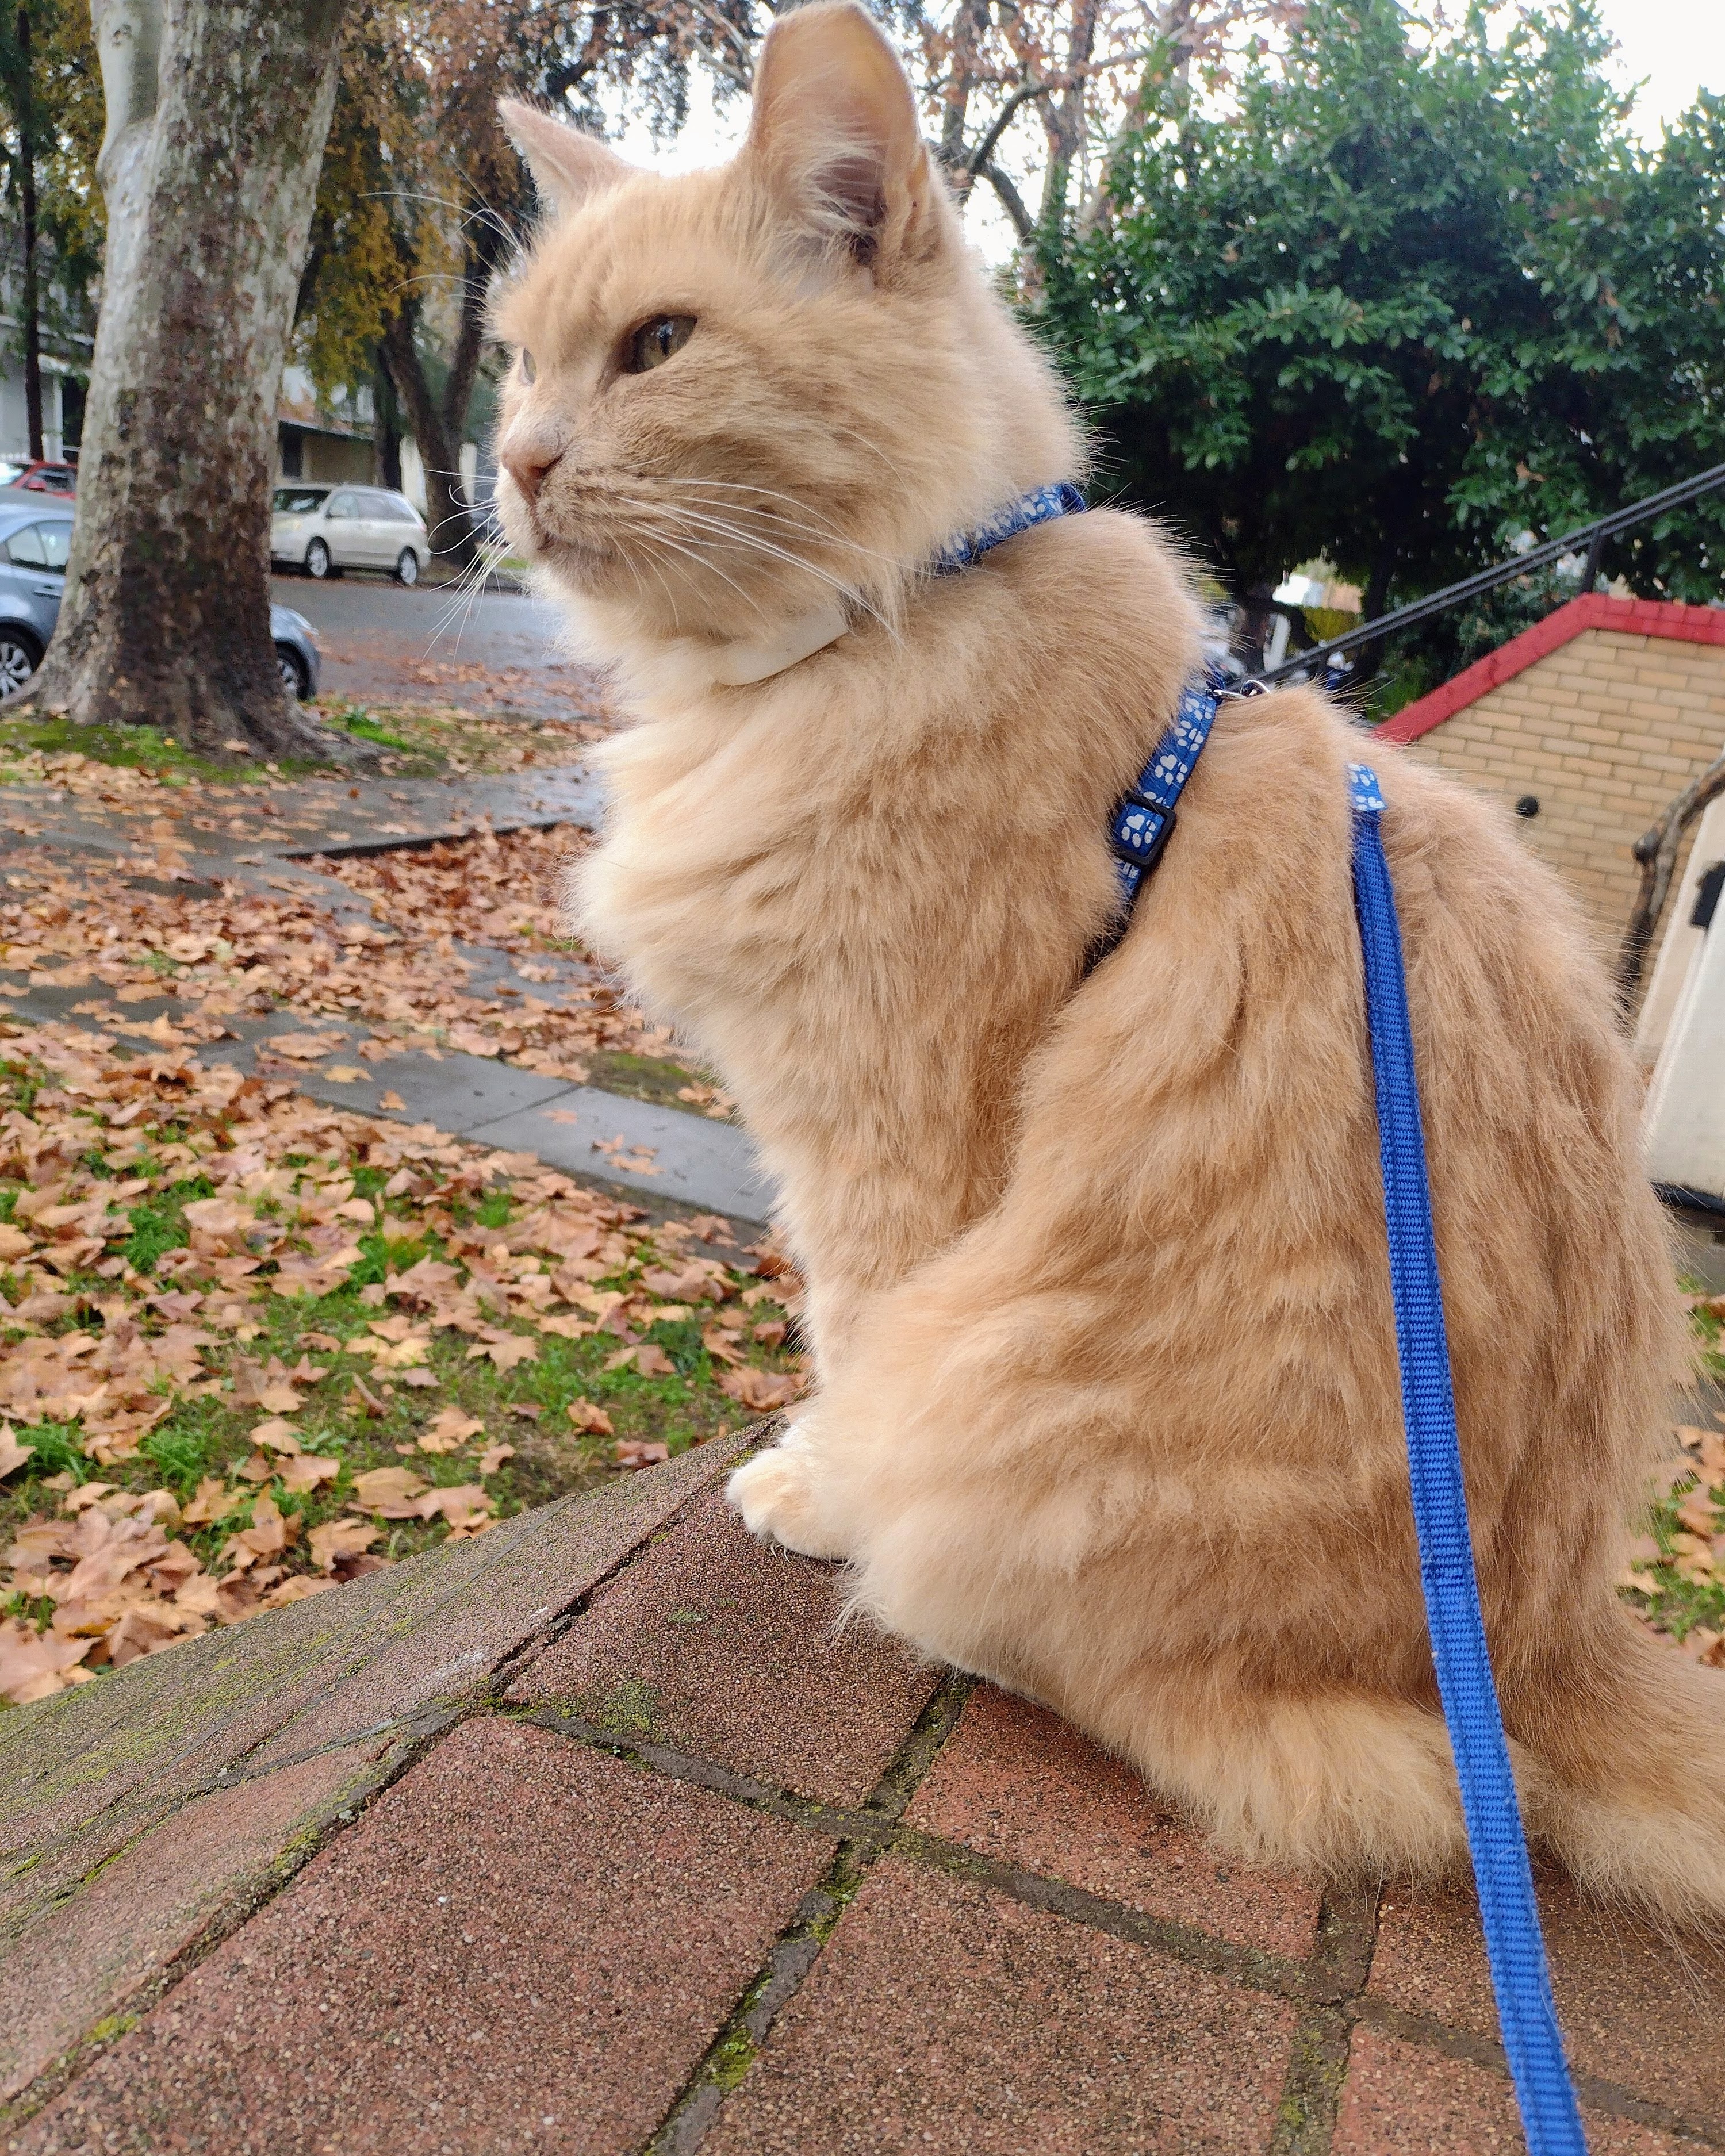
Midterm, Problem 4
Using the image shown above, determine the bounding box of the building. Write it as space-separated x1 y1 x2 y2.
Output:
1379 594 1725 941
0 317 89 464
274 366 374 486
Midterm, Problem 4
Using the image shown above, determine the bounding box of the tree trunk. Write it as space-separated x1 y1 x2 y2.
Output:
24 0 353 757
17 5 40 461
379 217 507 571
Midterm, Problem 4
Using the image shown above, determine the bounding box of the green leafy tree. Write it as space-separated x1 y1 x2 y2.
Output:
1040 0 1725 624
0 0 102 458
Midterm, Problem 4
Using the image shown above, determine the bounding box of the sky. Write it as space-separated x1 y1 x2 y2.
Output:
613 0 1725 248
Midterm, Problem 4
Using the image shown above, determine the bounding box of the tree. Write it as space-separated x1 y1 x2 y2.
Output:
0 1 102 458
1039 0 1725 623
290 0 1272 565
21 0 354 755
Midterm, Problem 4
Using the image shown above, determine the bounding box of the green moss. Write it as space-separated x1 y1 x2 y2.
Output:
85 2015 139 2044
582 1050 716 1112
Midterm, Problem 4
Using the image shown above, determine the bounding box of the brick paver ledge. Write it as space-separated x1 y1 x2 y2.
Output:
2 1437 1720 2154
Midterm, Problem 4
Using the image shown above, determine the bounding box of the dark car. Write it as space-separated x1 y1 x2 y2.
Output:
0 504 320 701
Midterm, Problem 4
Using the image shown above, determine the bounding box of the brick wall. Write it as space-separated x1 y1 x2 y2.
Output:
1375 598 1725 939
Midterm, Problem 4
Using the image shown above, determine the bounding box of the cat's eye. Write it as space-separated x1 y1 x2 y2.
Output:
625 316 696 373
519 349 536 385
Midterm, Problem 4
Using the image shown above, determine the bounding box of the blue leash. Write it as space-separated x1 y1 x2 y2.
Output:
942 479 1587 2154
1348 761 1586 2155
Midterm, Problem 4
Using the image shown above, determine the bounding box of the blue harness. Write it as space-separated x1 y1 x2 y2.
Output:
950 484 1587 2155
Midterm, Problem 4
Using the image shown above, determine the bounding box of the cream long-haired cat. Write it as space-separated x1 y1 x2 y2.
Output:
492 2 1725 1919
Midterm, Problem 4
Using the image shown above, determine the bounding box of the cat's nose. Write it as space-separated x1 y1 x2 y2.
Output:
501 440 565 502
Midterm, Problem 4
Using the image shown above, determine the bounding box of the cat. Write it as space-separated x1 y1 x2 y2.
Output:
490 0 1725 1921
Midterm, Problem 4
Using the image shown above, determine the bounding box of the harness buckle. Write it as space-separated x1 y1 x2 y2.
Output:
1109 797 1176 872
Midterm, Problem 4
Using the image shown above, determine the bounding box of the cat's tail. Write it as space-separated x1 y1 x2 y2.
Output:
1512 1610 1725 1925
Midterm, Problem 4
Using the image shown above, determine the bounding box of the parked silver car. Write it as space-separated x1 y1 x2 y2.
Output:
0 503 321 701
271 485 431 585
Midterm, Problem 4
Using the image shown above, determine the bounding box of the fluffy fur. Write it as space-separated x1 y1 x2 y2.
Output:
491 2 1725 1919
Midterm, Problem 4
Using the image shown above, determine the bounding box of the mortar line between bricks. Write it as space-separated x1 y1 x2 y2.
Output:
514 1701 1314 2004
1267 1884 1381 2156
0 1709 460 2140
634 1671 976 2156
1351 1997 1725 2151
517 1702 1725 2150
6 1447 759 1973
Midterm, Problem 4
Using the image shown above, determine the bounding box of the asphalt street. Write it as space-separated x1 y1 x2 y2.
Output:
269 569 605 720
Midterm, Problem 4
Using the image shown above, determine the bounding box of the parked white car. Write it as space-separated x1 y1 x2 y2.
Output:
271 485 431 584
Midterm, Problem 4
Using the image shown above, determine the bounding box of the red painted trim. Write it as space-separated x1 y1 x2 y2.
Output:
1374 594 1725 746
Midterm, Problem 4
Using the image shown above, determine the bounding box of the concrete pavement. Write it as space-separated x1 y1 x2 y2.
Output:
3 1437 1717 2155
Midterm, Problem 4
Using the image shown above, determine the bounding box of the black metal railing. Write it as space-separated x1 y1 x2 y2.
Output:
1247 460 1725 690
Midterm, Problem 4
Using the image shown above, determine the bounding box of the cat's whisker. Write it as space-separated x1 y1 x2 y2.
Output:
645 482 905 569
627 522 779 631
614 495 891 634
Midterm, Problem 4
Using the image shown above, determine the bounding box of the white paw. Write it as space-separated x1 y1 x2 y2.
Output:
727 1434 849 1559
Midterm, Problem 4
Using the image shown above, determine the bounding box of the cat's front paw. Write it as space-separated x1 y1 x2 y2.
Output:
727 1432 849 1559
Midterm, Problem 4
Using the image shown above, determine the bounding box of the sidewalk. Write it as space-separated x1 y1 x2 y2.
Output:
1 1433 1718 2155
0 759 768 1223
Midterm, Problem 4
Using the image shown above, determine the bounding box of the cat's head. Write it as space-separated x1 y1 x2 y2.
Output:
490 1 1081 676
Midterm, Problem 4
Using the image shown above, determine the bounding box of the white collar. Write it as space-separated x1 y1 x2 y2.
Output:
708 599 850 686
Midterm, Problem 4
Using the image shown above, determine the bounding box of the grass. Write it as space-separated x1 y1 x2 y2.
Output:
0 700 602 788
1615 1290 1725 1655
0 1022 799 1690
0 1179 775 1582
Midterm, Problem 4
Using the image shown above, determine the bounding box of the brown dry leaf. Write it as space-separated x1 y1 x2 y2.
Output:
700 1325 745 1367
478 1443 515 1477
421 1406 484 1452
309 1518 379 1572
179 1475 230 1525
351 1466 428 1512
279 1453 340 1494
378 1089 407 1110
0 1426 35 1478
420 1484 492 1530
266 1032 348 1062
248 1417 302 1456
567 1397 614 1436
615 1440 669 1471
718 1367 802 1413
0 1223 33 1259
0 1618 91 1702
1676 1487 1721 1539
466 1332 538 1371
752 1319 788 1348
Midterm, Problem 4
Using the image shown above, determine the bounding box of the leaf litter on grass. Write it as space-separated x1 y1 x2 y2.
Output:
0 1016 806 1705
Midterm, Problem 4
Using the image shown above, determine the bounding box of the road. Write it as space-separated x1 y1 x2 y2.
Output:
269 570 605 721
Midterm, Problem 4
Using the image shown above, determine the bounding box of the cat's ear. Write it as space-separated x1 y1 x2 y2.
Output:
745 1 936 264
499 100 634 212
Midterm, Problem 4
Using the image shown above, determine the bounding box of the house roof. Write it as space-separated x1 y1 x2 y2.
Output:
1374 593 1725 746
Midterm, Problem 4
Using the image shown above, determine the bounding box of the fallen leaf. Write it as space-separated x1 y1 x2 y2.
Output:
0 1427 35 1478
309 1517 379 1572
478 1442 515 1476
421 1406 484 1451
351 1466 427 1511
566 1397 615 1436
248 1417 302 1456
0 1223 33 1259
279 1453 340 1493
378 1089 407 1111
325 1066 367 1085
466 1332 539 1371
718 1367 802 1413
615 1440 669 1471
